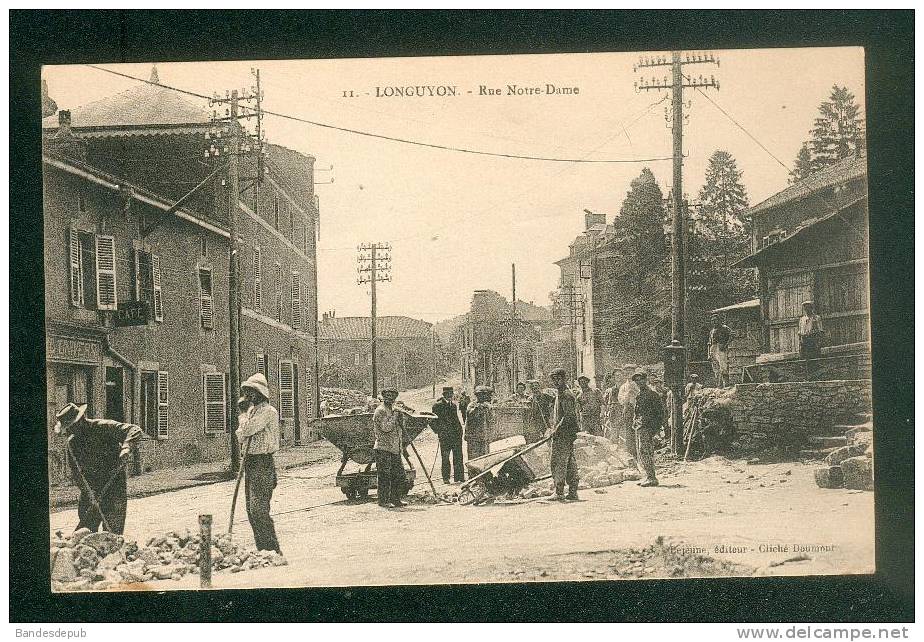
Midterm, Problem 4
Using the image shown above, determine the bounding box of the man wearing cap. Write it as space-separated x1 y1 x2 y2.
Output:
575 375 603 436
649 374 670 440
798 301 825 361
464 386 494 459
708 314 733 388
617 364 640 459
632 368 662 487
458 388 471 424
508 382 529 403
53 403 142 535
524 380 552 443
431 386 465 484
373 387 409 507
237 373 282 553
549 368 580 500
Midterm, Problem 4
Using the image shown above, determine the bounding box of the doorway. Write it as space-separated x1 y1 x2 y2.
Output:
105 367 124 422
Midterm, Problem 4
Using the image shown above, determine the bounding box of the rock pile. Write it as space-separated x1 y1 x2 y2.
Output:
51 528 287 592
321 387 369 414
814 428 873 491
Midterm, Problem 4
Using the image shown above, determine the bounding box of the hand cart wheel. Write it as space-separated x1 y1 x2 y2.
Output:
459 480 489 506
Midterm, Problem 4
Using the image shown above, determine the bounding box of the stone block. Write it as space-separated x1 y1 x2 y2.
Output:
841 456 873 491
824 444 867 466
814 466 844 488
51 547 77 582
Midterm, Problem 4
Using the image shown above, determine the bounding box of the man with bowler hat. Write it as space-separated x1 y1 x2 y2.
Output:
431 386 465 483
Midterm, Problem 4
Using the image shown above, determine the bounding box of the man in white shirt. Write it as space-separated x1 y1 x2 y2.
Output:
237 373 282 553
798 301 825 361
617 364 640 460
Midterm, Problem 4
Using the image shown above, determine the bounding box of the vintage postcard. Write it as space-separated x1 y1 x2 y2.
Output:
42 47 873 592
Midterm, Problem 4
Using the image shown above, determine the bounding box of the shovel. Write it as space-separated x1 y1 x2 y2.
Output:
227 436 252 537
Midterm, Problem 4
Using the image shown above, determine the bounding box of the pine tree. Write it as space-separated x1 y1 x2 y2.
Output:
790 142 814 183
809 85 865 169
613 167 668 296
697 150 750 270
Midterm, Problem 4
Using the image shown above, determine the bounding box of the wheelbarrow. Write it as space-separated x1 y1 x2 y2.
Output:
459 433 555 505
313 408 435 501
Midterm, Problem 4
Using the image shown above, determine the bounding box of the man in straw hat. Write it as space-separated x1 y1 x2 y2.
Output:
237 373 282 553
53 403 142 534
431 385 465 484
631 368 663 487
549 368 580 501
373 386 409 508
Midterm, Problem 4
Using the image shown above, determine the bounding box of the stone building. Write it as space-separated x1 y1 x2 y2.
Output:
42 69 321 482
317 313 436 392
733 154 870 382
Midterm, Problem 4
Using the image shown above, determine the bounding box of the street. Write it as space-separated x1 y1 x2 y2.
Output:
49 383 875 590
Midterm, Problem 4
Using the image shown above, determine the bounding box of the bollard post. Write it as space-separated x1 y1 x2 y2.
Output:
199 514 212 588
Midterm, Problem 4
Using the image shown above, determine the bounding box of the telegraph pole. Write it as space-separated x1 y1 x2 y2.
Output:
510 263 517 390
208 73 266 472
636 50 719 455
357 242 392 398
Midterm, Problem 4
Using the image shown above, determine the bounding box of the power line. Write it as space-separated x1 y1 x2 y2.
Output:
85 64 673 165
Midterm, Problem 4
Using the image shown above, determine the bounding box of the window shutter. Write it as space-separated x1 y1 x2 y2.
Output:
152 254 163 321
95 235 118 310
68 226 83 306
156 371 170 438
275 263 283 322
256 352 268 380
291 271 301 330
203 372 227 435
199 268 214 329
253 246 262 311
278 360 295 420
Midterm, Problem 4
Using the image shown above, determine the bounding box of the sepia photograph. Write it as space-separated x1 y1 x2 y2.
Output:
38 43 880 594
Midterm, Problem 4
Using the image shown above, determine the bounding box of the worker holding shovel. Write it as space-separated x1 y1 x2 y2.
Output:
53 403 142 535
236 373 282 554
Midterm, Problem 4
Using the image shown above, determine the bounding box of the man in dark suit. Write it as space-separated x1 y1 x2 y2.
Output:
431 386 465 483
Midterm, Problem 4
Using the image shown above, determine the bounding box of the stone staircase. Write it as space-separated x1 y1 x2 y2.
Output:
812 412 873 490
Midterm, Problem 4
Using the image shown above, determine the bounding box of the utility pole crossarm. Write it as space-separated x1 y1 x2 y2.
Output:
357 242 392 397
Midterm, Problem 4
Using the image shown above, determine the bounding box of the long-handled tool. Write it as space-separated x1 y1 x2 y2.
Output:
66 437 112 533
408 441 439 497
227 436 253 536
428 441 441 481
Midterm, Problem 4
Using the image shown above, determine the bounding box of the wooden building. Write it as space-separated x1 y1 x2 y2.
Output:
734 154 870 380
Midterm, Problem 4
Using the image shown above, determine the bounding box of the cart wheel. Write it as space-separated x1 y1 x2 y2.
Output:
344 489 357 501
357 488 369 500
459 482 488 506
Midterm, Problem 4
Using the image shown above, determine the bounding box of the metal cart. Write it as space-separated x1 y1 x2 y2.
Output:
458 433 554 505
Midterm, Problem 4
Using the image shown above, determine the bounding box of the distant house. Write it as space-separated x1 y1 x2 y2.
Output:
318 313 436 392
734 154 870 381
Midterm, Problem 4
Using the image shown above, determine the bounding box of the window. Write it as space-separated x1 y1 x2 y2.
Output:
291 271 301 330
141 371 169 439
77 189 87 213
157 371 170 438
354 353 361 366
289 203 295 237
68 226 118 311
199 267 214 329
278 360 295 423
274 263 283 322
256 352 269 380
134 249 163 322
252 246 262 311
202 372 227 435
200 236 208 259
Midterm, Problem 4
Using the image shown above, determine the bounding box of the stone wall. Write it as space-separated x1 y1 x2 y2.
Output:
729 380 872 445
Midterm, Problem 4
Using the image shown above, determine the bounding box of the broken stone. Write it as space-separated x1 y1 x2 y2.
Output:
97 552 123 571
51 547 77 582
73 544 100 571
824 444 867 467
82 532 124 556
841 456 873 491
814 466 844 489
71 528 92 545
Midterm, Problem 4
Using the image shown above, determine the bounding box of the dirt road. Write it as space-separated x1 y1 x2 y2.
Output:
49 409 874 590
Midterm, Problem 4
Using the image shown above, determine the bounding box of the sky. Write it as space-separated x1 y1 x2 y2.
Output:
42 47 865 324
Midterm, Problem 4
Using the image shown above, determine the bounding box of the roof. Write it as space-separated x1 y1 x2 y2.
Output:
42 67 210 133
746 154 867 218
319 316 432 340
734 196 867 269
711 299 760 314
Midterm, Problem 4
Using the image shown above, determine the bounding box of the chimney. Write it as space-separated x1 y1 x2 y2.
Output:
584 210 605 230
322 312 329 324
45 110 87 162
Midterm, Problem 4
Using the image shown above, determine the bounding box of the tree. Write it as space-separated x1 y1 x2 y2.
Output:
613 167 669 296
793 85 865 179
790 142 814 183
697 150 750 271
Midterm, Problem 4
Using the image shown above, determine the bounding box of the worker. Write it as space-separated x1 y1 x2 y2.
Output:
464 386 494 459
601 372 620 441
372 386 409 508
617 363 640 459
458 388 471 424
631 368 663 487
431 386 465 484
649 374 670 441
524 379 553 443
576 375 603 436
798 301 825 361
708 313 733 388
53 403 142 535
508 382 529 403
685 374 703 400
237 373 282 553
549 368 580 501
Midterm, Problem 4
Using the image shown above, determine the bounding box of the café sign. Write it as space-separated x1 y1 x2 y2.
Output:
47 335 101 365
115 301 151 327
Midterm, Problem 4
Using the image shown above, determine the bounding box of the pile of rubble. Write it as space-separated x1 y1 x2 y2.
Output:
518 434 638 498
321 387 370 415
814 427 873 491
51 528 287 592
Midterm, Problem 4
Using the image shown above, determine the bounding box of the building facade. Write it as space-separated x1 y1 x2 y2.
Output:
42 69 321 482
318 314 436 392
